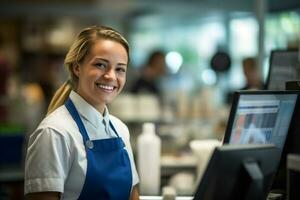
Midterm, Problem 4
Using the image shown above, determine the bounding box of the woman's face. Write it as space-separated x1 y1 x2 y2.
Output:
73 39 128 113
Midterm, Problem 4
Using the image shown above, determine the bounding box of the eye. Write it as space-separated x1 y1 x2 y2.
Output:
116 66 126 74
95 63 106 69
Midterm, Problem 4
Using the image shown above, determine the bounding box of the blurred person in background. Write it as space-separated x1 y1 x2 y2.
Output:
130 50 167 98
24 25 139 200
226 57 263 104
241 57 263 90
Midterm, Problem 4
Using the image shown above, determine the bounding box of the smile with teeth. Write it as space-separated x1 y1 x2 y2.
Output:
96 83 115 91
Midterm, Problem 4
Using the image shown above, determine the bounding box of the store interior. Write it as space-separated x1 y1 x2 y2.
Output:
0 0 300 199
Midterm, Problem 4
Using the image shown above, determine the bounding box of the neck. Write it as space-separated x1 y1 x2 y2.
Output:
97 105 106 115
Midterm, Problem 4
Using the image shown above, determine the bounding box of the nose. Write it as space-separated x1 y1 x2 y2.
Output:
103 68 116 80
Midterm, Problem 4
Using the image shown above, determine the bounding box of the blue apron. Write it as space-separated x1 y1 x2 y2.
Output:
65 98 132 200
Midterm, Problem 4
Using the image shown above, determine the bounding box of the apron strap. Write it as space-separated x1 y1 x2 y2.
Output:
65 98 90 142
109 121 120 137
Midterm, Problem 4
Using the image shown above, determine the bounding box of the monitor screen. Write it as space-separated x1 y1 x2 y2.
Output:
193 144 281 200
265 49 300 90
223 90 298 153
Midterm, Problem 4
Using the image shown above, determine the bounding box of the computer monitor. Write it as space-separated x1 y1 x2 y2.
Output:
265 49 300 90
223 90 298 152
222 90 300 195
193 144 281 200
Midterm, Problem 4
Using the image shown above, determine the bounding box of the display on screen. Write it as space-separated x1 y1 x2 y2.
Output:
228 93 297 150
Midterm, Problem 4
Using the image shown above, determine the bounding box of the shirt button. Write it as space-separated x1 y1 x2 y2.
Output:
86 140 94 149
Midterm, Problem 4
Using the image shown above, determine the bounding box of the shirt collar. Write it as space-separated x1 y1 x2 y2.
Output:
69 90 109 128
102 107 111 128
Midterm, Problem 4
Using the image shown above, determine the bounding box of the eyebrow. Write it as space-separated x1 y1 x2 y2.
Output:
94 58 127 66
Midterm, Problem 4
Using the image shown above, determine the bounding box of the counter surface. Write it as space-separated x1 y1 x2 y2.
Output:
140 196 193 200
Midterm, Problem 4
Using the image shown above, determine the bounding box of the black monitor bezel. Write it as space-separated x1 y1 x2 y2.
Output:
264 49 299 90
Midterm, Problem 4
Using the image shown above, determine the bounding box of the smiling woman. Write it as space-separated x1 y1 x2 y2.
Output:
24 26 140 200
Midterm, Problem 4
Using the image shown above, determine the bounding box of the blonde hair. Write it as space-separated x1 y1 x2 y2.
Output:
47 25 130 115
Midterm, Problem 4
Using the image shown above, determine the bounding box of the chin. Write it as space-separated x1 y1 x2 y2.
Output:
103 97 115 105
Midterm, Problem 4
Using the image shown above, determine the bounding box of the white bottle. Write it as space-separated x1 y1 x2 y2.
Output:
137 122 161 195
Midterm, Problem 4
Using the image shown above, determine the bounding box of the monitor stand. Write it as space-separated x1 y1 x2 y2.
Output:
243 161 264 200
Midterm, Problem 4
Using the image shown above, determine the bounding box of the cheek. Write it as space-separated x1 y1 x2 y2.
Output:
86 70 100 81
116 77 126 92
121 76 126 87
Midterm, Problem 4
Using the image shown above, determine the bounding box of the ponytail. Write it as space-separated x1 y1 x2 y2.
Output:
47 81 72 116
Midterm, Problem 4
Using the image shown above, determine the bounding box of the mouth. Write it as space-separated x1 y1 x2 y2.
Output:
96 83 116 92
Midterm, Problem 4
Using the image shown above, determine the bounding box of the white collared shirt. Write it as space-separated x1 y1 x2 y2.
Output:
24 91 139 199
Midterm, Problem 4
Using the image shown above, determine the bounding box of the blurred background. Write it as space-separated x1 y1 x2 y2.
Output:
0 0 300 199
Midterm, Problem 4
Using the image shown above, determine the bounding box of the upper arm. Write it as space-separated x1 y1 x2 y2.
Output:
25 127 71 194
25 192 61 200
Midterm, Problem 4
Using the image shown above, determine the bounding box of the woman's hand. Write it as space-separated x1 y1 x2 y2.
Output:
130 185 140 200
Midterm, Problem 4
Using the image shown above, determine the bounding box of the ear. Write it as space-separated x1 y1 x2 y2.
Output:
72 64 80 77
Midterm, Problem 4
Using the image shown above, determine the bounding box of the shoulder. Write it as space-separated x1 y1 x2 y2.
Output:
41 106 75 131
34 105 78 142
